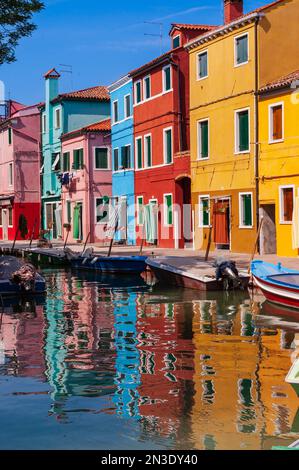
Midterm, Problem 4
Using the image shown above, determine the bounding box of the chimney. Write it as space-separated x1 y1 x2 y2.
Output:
224 0 243 24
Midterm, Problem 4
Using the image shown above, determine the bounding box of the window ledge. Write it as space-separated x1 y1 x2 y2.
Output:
269 139 284 145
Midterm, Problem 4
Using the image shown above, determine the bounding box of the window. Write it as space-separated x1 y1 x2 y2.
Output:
163 128 173 164
235 34 248 66
137 196 144 225
42 114 46 134
62 152 70 172
95 197 110 224
144 76 151 100
164 194 173 226
113 148 119 171
144 135 152 167
8 163 13 186
269 103 283 142
239 193 253 228
73 148 84 170
135 81 142 104
120 145 131 169
55 108 61 129
197 51 208 79
235 109 250 153
173 35 180 49
136 137 143 169
163 66 172 92
8 207 13 227
199 196 210 227
8 127 12 145
124 94 131 118
197 119 209 159
51 152 61 171
95 147 109 169
280 186 294 223
113 100 119 123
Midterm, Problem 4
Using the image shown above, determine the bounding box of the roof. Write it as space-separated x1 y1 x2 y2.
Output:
129 49 173 77
186 0 285 50
44 68 61 79
51 85 110 104
170 23 217 33
61 118 111 140
259 70 299 93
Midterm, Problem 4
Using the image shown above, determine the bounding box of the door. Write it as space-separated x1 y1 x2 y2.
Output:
213 199 230 249
2 209 8 240
45 203 57 240
78 202 83 241
260 204 277 254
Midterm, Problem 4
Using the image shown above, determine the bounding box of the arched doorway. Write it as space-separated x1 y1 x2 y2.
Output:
175 175 191 249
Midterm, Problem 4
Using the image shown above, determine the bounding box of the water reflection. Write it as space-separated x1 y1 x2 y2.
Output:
0 271 298 450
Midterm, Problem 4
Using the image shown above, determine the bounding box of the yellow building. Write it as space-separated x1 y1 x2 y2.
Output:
187 0 299 254
259 72 299 257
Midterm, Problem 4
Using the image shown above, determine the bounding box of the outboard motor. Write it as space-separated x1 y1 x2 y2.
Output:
214 259 243 291
11 263 37 292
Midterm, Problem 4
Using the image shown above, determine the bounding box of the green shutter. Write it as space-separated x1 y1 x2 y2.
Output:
165 195 173 225
173 36 180 48
137 139 142 169
243 194 252 226
146 136 152 167
138 197 144 225
145 77 150 99
201 121 209 158
237 35 248 64
239 111 249 152
114 149 119 171
8 128 12 145
202 198 209 226
95 148 108 169
73 205 80 239
164 67 171 91
166 129 172 163
136 82 141 103
63 152 70 172
199 52 208 78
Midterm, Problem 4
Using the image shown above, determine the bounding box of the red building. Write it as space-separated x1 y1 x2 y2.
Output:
130 24 215 248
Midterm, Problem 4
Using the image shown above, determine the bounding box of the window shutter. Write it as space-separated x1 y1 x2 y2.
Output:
136 82 141 103
201 121 209 158
165 195 173 225
79 149 84 169
166 130 172 163
202 199 209 226
199 53 207 78
95 148 108 169
283 188 293 221
146 137 152 167
164 67 171 91
243 195 252 226
239 111 249 151
237 36 248 64
272 106 282 140
137 139 142 169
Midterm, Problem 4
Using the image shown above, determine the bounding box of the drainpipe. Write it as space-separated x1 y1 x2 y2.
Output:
254 16 260 252
170 56 183 153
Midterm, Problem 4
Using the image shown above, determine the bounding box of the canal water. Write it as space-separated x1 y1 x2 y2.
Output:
0 269 298 450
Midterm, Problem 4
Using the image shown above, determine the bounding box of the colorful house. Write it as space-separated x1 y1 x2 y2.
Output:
187 0 299 254
130 24 215 249
0 101 41 241
60 119 112 244
258 71 299 257
40 68 110 240
108 76 135 245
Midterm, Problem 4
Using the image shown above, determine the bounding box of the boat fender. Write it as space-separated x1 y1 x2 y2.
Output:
91 257 98 265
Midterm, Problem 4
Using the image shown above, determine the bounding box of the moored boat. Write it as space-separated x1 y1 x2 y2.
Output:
70 254 147 274
0 256 46 296
251 260 299 309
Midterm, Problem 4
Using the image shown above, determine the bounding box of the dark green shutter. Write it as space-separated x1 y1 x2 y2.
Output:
79 149 84 169
67 201 71 223
237 35 248 64
114 149 119 171
166 195 173 225
145 77 150 99
199 52 208 78
239 111 249 152
164 67 171 91
137 139 142 169
243 194 252 226
146 137 152 167
201 121 209 158
136 82 141 103
63 152 70 172
202 199 209 226
166 130 172 163
95 148 108 169
173 36 180 48
8 128 12 145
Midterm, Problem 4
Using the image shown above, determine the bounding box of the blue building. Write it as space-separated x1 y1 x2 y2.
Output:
108 76 135 245
40 68 110 240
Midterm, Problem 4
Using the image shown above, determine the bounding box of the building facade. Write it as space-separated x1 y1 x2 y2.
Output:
0 102 41 241
108 76 136 245
60 119 112 244
187 0 299 254
130 24 214 249
40 68 110 240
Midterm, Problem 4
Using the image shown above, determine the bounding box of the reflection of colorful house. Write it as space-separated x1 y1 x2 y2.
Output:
188 0 299 254
40 68 110 240
130 24 215 249
60 119 112 244
0 101 41 241
258 71 299 257
108 76 136 245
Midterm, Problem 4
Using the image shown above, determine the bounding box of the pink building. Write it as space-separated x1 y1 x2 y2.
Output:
0 102 41 241
60 119 112 244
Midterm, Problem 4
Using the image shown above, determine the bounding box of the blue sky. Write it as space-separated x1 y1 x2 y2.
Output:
0 0 266 104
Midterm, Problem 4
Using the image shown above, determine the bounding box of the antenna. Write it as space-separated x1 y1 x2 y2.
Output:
59 64 73 90
144 21 163 55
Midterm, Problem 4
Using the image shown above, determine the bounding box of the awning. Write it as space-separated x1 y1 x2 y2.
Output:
0 195 14 207
52 153 60 170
